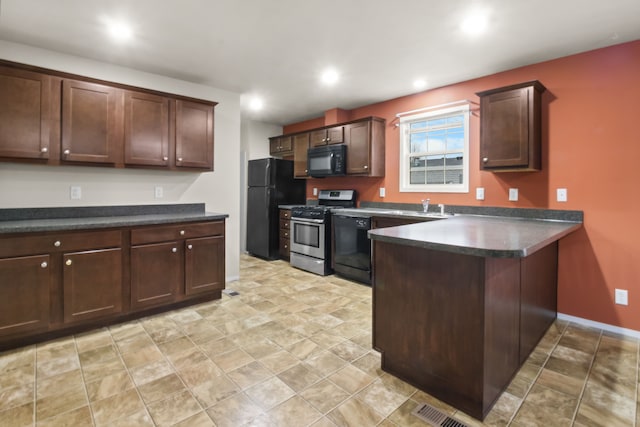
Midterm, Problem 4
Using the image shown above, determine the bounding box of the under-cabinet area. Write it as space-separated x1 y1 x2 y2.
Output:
0 208 226 350
0 60 216 171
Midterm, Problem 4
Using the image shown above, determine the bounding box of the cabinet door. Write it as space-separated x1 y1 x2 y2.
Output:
0 66 52 160
293 133 309 177
175 100 214 169
124 91 170 167
131 241 182 309
345 121 371 174
185 235 225 296
0 254 50 337
326 126 344 144
309 129 327 147
62 248 123 323
61 79 120 164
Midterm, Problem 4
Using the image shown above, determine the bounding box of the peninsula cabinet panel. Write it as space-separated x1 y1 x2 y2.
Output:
185 235 225 295
175 100 214 170
62 248 123 324
131 241 183 310
124 91 170 167
0 254 50 338
0 66 52 160
61 79 121 164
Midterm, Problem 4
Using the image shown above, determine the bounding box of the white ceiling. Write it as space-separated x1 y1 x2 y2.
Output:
0 0 639 125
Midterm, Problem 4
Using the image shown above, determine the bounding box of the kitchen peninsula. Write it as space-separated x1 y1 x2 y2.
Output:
368 212 582 420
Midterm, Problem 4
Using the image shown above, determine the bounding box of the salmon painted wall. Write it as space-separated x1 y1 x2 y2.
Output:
283 40 640 332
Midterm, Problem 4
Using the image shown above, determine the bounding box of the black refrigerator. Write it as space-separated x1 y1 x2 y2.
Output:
246 158 306 260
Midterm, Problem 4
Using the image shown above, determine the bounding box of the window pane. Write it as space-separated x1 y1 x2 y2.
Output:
410 155 426 184
447 115 464 125
427 117 446 128
410 121 427 131
427 130 445 151
447 129 464 150
444 153 463 184
426 155 444 184
410 132 427 153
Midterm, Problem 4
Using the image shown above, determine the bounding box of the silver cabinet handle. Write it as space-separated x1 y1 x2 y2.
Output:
187 244 193 250
179 230 185 236
63 149 70 155
482 157 489 163
172 248 177 253
54 241 61 247
41 147 48 153
41 261 48 268
177 157 183 162
163 156 168 161
65 259 72 266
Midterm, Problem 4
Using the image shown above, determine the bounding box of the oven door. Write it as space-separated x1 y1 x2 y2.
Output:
290 217 325 259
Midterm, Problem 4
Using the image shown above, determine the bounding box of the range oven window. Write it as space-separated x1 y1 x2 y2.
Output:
293 222 320 248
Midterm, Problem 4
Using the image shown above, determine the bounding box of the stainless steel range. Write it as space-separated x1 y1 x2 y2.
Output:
290 190 356 275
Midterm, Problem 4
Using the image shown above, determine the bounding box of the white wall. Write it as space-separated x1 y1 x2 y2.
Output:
0 40 242 281
238 120 282 252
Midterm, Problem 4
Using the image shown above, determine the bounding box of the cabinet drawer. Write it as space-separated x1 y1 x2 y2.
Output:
279 209 292 220
279 237 290 258
0 230 122 258
280 228 290 241
279 219 290 230
131 221 224 245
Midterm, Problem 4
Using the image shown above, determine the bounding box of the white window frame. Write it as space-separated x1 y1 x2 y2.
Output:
399 104 470 193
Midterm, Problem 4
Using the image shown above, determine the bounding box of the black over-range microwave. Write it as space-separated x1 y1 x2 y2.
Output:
307 144 346 178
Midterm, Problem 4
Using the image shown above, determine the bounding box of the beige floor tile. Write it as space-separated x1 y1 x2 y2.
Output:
206 393 263 427
116 332 155 354
200 337 238 358
286 338 324 361
130 359 174 386
511 384 578 426
0 382 33 412
74 328 112 353
36 368 84 399
535 367 585 398
581 381 636 424
0 362 35 389
91 388 145 426
147 326 185 344
351 352 382 378
36 354 80 379
120 344 164 369
574 400 634 427
36 389 87 422
327 397 383 427
86 370 134 401
328 364 374 395
80 357 126 384
36 405 93 427
356 377 412 418
260 350 299 374
0 402 33 427
157 336 195 356
171 411 216 427
310 417 340 427
309 330 347 349
107 409 155 427
78 343 119 367
277 363 322 393
146 389 201 426
191 375 240 408
137 373 186 404
178 359 224 388
227 361 274 390
0 346 35 371
165 345 209 371
109 322 145 341
245 376 296 410
328 340 368 362
36 340 77 363
300 379 351 414
243 338 282 359
260 395 323 427
304 350 348 377
387 398 433 427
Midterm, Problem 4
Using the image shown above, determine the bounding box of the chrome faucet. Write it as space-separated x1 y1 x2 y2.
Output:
438 203 445 215
421 198 430 213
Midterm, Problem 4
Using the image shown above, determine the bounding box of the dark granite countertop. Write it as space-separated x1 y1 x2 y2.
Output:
368 215 582 258
0 204 228 234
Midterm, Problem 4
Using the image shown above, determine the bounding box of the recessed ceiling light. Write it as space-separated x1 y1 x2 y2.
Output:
461 11 488 36
321 68 339 85
105 19 133 42
413 79 427 90
249 97 264 111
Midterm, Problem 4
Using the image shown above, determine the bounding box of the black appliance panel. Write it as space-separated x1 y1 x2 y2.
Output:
333 215 372 284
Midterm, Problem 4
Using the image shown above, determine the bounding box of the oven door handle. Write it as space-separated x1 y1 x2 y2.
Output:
291 218 325 224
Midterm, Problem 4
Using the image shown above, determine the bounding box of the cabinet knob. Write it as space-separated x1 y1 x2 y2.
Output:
482 157 489 163
326 137 331 142
284 244 288 249
41 147 48 153
163 156 168 161
364 165 368 169
305 169 308 173
40 261 48 268
177 157 183 162
63 149 70 156
180 230 185 236
284 213 289 218
284 232 288 237
54 241 61 247
172 247 177 253
322 138 326 142
187 244 193 250
65 259 72 266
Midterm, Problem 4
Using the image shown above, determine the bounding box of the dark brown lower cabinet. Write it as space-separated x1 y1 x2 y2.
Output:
0 254 50 337
373 240 558 420
131 242 183 309
63 248 123 323
185 235 225 296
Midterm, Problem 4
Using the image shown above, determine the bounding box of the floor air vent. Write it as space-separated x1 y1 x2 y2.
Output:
222 289 239 296
412 403 469 427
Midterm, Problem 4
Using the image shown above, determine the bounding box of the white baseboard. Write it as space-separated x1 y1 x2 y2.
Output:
558 313 640 339
225 275 240 283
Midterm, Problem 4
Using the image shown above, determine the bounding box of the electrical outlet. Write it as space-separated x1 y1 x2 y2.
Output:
557 188 568 202
379 187 385 198
508 188 518 202
154 186 164 199
476 187 485 200
70 186 82 200
615 289 628 305
313 188 318 196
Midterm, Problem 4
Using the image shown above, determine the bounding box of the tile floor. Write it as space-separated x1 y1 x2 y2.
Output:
0 254 638 427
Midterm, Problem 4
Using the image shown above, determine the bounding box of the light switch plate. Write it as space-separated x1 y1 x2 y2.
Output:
379 187 385 198
476 187 485 200
557 188 567 202
313 188 318 196
70 186 82 200
615 289 628 305
508 188 518 201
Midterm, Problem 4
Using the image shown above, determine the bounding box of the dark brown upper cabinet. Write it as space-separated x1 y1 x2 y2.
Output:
344 118 385 176
175 100 214 170
309 125 344 147
0 66 52 160
62 79 121 165
269 135 294 157
124 91 170 167
293 133 310 178
477 81 546 172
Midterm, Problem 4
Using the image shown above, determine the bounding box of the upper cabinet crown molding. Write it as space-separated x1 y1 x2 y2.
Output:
476 80 546 172
0 59 217 172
